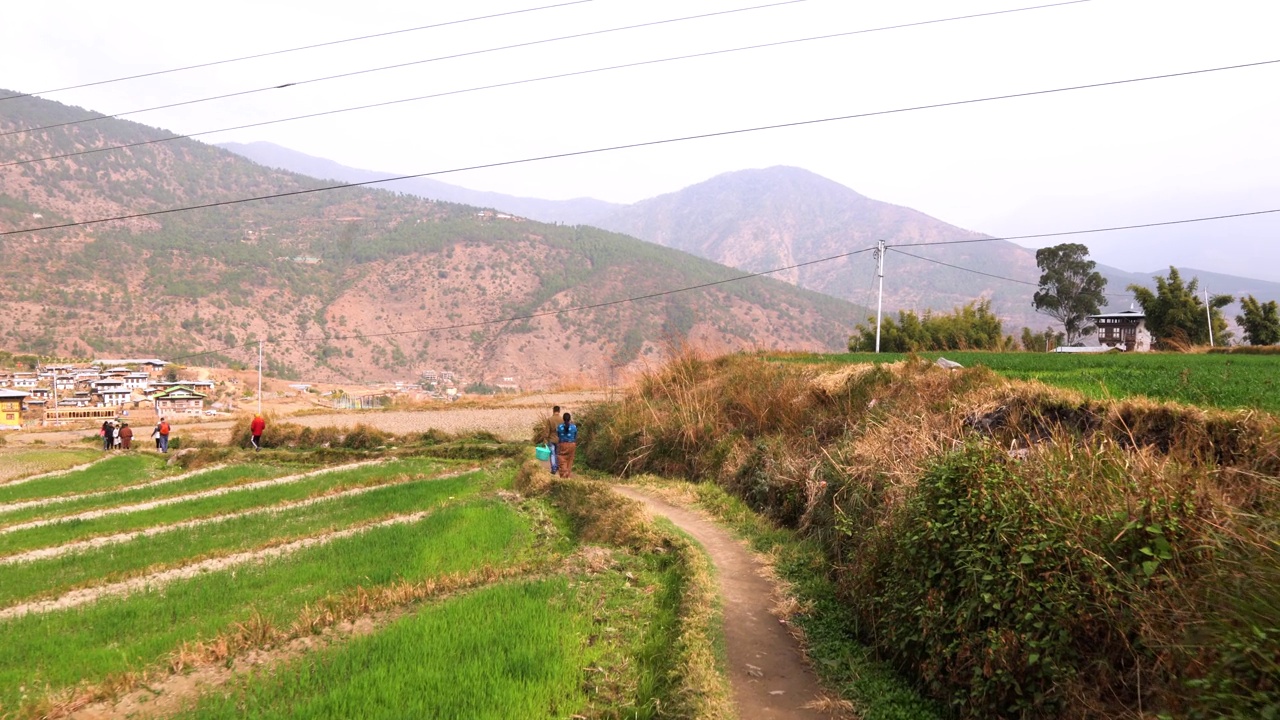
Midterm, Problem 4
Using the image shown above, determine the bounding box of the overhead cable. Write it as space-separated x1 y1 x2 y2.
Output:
889 246 1132 299
0 0 601 103
1 0 1100 170
4 56 1279 239
0 0 810 139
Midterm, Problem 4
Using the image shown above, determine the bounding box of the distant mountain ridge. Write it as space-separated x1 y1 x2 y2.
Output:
0 92 867 385
219 144 1280 337
218 142 622 226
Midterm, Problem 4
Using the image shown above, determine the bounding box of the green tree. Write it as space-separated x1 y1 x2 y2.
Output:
1032 243 1108 345
1128 267 1233 348
1236 295 1280 346
1020 326 1065 352
849 300 1005 352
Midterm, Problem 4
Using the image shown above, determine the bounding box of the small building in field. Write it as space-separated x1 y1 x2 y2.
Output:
0 389 28 429
1090 310 1151 352
153 386 206 417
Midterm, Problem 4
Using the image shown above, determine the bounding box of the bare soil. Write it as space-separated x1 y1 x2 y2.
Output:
613 486 846 720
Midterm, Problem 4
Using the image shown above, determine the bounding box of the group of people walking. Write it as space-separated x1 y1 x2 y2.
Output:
541 405 579 478
100 418 170 452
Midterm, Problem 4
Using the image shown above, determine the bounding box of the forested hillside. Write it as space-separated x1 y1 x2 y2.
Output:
0 91 865 385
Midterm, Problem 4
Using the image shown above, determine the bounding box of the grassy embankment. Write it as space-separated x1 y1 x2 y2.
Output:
2 434 732 719
579 351 1279 719
792 350 1280 412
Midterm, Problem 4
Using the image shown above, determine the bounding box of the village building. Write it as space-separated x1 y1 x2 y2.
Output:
0 372 11 387
149 380 215 395
121 372 151 391
153 386 206 416
23 397 46 422
1090 310 1152 352
29 387 51 401
12 373 37 389
0 389 27 429
93 358 169 378
92 379 131 407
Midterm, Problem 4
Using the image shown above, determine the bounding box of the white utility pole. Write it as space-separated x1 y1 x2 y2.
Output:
257 341 263 415
874 239 886 354
1204 288 1215 347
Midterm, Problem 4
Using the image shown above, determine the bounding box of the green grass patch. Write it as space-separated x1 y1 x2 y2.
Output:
0 454 167 504
0 448 102 483
0 499 536 710
789 351 1280 412
0 470 487 606
177 579 599 720
629 475 942 720
0 458 457 554
0 463 291 527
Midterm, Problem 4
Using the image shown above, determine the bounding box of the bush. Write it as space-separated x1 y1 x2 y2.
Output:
581 351 1280 718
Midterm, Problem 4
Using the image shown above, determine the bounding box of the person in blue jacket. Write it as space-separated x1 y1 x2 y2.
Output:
556 412 578 478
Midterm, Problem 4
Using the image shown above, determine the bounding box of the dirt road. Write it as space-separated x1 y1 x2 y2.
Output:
2 391 610 447
612 486 841 720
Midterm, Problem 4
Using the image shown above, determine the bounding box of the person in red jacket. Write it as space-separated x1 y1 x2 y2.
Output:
250 414 266 451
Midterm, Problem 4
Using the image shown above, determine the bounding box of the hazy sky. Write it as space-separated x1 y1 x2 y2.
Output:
3 0 1278 280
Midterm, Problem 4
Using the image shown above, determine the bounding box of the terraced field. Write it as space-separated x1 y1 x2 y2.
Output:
0 446 709 719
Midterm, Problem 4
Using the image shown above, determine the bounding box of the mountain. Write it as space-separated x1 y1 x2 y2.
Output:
218 141 622 227
592 167 1280 333
0 92 867 386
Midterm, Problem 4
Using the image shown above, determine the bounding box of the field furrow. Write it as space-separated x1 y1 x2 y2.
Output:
0 459 389 532
0 464 230 514
0 466 476 566
0 453 109 487
0 468 486 605
0 499 538 712
0 454 167 504
0 508 447 620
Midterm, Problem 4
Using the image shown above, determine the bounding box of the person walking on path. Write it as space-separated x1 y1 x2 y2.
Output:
545 405 561 475
101 420 114 451
250 414 266 451
157 417 171 453
118 423 133 450
152 421 163 450
556 412 578 479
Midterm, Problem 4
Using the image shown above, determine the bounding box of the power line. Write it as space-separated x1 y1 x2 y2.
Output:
0 0 810 139
0 1 599 103
6 57 1279 239
889 247 1038 287
2 0 1099 170
167 246 879 362
884 206 1280 249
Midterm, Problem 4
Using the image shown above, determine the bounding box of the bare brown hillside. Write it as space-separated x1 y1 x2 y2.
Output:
0 91 866 386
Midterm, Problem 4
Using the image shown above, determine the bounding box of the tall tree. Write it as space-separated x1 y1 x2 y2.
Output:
1032 243 1108 345
1128 267 1233 348
1236 295 1280 346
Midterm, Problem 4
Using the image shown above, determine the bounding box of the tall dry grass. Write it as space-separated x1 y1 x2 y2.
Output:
577 349 1280 718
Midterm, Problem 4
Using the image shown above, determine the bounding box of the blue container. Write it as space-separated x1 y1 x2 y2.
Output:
535 444 551 461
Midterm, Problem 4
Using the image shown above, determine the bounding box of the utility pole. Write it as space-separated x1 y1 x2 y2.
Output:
257 341 263 416
874 239 886 354
1204 288 1215 347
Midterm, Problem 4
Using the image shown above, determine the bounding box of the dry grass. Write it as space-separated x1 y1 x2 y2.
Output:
577 349 1280 718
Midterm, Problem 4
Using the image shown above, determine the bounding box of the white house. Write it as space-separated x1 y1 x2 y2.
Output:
122 373 151 391
1090 310 1152 352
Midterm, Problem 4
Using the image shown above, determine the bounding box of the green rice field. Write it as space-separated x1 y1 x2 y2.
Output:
0 446 703 719
794 351 1280 412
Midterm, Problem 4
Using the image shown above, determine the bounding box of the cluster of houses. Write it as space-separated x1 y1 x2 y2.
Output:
0 358 216 430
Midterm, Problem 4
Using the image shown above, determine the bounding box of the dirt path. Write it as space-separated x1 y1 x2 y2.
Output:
612 486 842 720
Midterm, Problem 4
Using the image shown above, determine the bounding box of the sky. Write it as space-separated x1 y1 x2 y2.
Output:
3 0 1278 280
